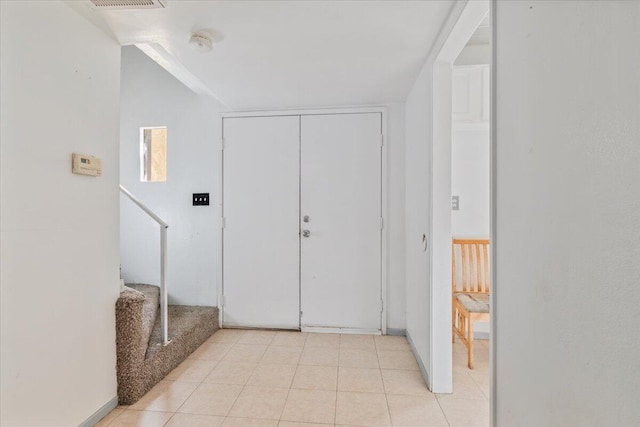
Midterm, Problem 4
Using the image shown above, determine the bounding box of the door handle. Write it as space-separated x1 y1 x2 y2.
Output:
302 230 311 238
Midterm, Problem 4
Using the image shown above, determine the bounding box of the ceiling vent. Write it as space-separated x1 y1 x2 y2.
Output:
89 0 166 10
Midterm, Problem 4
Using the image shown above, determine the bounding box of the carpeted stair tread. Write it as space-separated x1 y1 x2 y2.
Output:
126 283 159 350
115 288 218 405
145 305 218 359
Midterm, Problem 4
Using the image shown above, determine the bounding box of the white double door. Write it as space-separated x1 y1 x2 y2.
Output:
223 113 382 331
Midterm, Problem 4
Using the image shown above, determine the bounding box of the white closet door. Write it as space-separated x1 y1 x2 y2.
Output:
300 113 382 331
223 116 300 329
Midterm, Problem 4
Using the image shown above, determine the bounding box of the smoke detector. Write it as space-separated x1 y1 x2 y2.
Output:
89 0 167 10
189 31 214 53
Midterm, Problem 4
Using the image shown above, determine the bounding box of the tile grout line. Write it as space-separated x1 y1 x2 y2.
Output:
336 335 342 425
224 332 273 421
376 337 395 427
114 354 218 422
334 334 358 425
226 331 305 424
99 407 126 427
334 362 340 426
112 331 469 427
435 394 453 427
276 346 303 423
126 361 221 422
464 370 485 399
162 331 243 426
465 369 490 401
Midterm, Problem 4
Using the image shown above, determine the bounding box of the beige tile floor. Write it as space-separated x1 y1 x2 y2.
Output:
96 330 489 427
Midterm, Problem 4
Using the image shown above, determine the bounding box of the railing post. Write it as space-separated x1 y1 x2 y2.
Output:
120 185 170 346
160 225 169 345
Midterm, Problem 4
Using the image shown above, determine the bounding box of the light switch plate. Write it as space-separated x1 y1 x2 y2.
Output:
452 195 460 210
193 193 210 206
72 153 101 176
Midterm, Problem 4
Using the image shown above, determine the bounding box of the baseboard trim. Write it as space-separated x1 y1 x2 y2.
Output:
223 323 300 331
405 330 430 390
386 328 406 336
474 331 490 340
78 396 118 427
302 326 381 335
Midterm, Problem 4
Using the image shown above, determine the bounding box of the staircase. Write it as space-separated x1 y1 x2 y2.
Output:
116 283 219 404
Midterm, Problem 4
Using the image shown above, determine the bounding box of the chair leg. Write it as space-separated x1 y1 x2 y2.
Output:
452 303 456 343
467 318 474 369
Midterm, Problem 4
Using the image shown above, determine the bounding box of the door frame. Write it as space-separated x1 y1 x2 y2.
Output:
219 106 389 334
429 0 491 401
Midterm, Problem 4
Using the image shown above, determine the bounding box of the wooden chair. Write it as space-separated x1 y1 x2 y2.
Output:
452 238 490 369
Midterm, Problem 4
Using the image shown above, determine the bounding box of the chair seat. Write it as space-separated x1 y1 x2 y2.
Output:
455 293 490 313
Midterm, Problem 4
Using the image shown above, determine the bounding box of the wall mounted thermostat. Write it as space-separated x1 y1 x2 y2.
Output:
72 153 102 176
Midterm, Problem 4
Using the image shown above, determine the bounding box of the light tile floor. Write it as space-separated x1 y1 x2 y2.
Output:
96 330 489 427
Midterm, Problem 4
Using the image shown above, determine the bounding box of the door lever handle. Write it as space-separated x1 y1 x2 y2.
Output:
302 230 311 238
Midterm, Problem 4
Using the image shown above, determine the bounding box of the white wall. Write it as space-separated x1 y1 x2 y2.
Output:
120 47 408 327
454 44 490 66
451 127 490 237
404 62 433 377
404 0 482 392
120 46 225 306
495 1 640 425
451 63 490 239
0 2 121 426
385 102 406 331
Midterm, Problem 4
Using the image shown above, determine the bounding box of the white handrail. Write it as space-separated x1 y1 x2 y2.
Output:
119 185 168 227
119 185 170 346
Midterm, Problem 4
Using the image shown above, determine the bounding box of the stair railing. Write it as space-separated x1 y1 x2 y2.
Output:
120 185 170 346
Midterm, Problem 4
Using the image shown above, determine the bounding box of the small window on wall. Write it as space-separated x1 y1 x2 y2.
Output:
140 127 167 182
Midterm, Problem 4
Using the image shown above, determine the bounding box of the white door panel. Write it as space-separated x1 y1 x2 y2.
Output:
222 116 300 329
300 113 382 330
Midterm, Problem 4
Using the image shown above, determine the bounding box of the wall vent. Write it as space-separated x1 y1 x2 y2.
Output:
89 0 166 10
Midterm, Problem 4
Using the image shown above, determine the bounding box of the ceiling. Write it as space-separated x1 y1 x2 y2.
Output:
88 0 455 110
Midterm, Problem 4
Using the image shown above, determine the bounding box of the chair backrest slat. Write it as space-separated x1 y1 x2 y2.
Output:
483 243 490 293
452 238 490 294
461 242 468 291
475 243 482 292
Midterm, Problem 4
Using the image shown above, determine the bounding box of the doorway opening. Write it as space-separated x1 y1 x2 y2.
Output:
451 10 491 368
430 0 493 424
450 9 491 405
